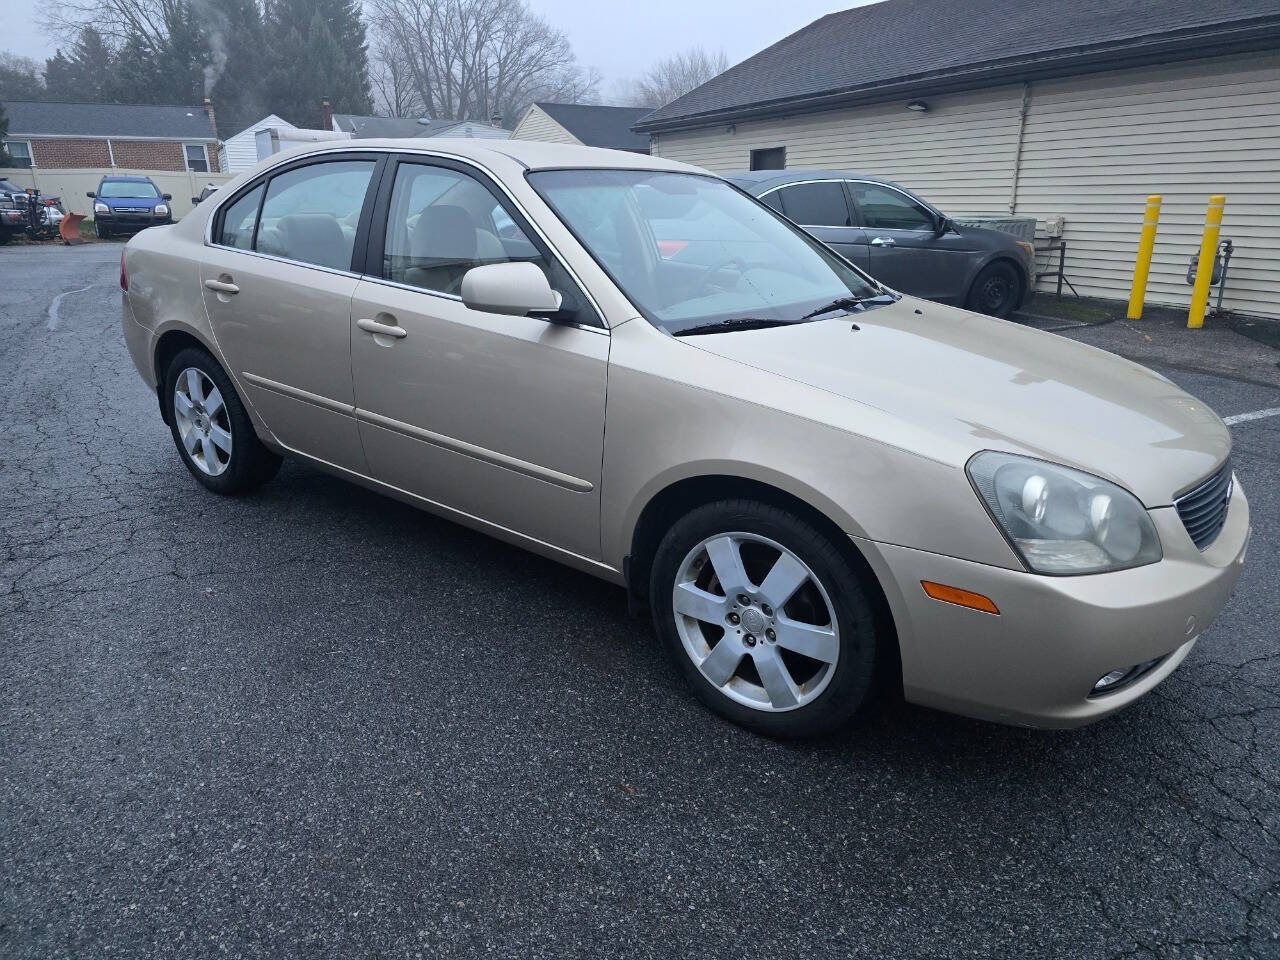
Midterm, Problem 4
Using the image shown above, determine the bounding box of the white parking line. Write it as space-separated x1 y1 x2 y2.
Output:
46 283 102 331
1223 407 1280 426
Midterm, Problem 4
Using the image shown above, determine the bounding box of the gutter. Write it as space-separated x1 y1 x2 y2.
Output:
633 18 1280 134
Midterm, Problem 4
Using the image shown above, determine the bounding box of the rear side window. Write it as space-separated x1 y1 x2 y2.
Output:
777 182 851 227
217 184 263 249
255 159 376 270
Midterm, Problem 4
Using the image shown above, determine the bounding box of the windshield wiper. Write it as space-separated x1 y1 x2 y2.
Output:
673 317 794 337
799 291 900 322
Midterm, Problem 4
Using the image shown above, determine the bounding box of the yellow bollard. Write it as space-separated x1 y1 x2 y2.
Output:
1188 195 1225 329
1126 195 1162 319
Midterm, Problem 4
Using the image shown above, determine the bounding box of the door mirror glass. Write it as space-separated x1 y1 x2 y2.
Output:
461 262 563 317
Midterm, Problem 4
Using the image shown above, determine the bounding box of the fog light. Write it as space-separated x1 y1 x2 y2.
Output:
1090 656 1164 696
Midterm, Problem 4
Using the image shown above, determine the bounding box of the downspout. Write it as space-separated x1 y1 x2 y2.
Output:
1008 82 1030 214
107 138 116 168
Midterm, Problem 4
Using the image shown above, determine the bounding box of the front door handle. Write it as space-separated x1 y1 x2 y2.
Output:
870 237 896 248
357 317 408 339
204 278 239 294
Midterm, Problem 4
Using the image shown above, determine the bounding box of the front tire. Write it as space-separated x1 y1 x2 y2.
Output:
162 346 281 495
966 261 1023 319
650 499 884 738
95 220 110 239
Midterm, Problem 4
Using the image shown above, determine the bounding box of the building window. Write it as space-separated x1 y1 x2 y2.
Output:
3 140 34 168
749 147 785 171
184 143 209 173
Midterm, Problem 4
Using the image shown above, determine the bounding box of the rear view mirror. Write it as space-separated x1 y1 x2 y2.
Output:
461 262 563 317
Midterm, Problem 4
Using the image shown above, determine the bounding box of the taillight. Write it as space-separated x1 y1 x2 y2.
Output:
119 250 128 291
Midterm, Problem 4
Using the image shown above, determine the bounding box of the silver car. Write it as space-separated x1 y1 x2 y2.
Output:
121 140 1248 737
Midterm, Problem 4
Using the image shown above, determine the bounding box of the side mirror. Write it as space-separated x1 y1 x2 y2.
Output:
191 196 201 205
934 215 953 236
86 191 95 199
461 262 563 317
162 193 173 201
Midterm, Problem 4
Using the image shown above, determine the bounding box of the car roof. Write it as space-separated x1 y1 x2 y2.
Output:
99 175 156 182
265 137 705 174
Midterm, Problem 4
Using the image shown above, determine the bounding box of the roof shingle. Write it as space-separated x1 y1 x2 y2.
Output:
636 0 1280 131
1 101 218 140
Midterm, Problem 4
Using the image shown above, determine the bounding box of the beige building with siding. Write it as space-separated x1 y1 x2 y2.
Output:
636 1 1280 319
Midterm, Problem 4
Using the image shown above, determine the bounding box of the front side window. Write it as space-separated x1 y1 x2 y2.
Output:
776 182 851 227
217 184 263 249
850 183 937 231
184 143 209 173
255 159 376 270
529 169 881 336
3 140 33 168
381 161 585 318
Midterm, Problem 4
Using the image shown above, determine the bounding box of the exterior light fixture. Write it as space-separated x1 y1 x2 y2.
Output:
906 100 929 112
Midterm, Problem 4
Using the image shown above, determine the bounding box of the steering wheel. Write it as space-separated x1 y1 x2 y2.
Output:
692 256 748 295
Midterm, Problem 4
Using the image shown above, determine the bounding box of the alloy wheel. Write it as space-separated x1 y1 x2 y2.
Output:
672 532 840 712
173 367 232 476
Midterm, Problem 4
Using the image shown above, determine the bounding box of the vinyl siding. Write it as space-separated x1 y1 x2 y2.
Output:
652 51 1280 319
511 106 581 145
219 115 294 173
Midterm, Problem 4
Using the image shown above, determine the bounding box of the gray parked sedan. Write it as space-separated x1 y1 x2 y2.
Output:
724 170 1035 318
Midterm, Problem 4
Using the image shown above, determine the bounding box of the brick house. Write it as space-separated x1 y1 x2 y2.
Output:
2 100 220 173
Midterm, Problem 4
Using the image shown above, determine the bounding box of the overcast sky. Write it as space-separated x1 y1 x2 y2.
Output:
5 0 871 95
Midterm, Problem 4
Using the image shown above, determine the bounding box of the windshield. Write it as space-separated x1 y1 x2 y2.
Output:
99 181 160 199
527 169 882 335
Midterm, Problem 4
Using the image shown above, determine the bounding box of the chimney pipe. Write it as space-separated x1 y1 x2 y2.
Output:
490 113 503 127
322 98 333 131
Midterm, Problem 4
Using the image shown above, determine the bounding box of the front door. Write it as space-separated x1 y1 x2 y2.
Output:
847 180 974 302
199 154 380 472
349 157 609 559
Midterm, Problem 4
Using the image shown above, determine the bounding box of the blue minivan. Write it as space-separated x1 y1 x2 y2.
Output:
87 175 173 238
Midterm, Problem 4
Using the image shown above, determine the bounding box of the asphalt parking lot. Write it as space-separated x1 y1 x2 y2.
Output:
2 242 1277 959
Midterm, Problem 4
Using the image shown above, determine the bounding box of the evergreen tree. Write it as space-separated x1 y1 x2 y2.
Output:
44 28 117 102
0 52 47 100
264 0 372 127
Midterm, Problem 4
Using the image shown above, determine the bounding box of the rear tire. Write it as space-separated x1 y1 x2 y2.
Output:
162 346 281 495
966 261 1022 319
650 499 884 738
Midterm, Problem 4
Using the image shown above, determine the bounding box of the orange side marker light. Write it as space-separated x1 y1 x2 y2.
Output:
921 581 1000 615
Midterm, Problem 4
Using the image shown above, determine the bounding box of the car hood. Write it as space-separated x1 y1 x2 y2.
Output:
682 299 1230 507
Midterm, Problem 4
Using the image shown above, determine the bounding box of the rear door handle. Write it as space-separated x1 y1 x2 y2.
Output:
204 278 239 294
870 237 896 248
357 317 408 339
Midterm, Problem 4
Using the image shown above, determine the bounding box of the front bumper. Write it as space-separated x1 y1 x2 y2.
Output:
857 477 1250 727
98 209 171 230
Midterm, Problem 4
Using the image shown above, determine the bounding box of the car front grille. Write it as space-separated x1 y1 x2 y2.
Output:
1175 460 1233 550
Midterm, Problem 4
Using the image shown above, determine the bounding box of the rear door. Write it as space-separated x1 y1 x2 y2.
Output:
846 180 975 302
347 155 609 559
768 180 869 269
200 153 382 472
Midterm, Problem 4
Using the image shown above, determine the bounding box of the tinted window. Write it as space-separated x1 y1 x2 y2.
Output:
850 183 936 231
749 147 786 171
217 184 263 249
255 159 375 270
778 182 851 227
382 162 586 317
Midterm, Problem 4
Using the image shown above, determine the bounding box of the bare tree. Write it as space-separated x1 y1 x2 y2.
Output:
370 36 426 118
618 46 728 108
367 0 598 126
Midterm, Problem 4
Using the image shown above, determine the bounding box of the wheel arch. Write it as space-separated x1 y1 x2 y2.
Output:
152 327 221 426
625 473 900 682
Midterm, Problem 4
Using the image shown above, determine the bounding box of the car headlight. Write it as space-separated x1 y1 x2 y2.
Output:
94 202 109 215
967 451 1162 575
154 204 169 216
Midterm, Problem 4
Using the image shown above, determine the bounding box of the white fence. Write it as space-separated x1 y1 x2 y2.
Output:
0 167 235 220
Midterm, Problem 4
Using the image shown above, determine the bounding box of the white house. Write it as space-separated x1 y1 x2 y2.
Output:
219 115 295 172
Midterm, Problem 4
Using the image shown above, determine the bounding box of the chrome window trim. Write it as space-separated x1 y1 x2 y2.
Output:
760 178 942 232
202 144 608 330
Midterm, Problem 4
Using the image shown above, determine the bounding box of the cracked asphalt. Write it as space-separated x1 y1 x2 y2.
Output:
2 242 1278 959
